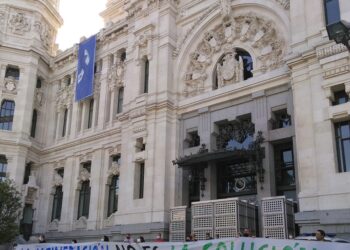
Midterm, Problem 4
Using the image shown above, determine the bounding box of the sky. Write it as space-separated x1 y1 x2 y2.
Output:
56 0 107 50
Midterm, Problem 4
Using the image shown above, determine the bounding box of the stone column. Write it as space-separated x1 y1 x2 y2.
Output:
55 110 62 141
92 96 99 130
65 106 72 137
109 89 116 124
80 102 87 131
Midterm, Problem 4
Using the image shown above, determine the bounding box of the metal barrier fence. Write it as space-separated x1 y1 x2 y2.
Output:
261 196 295 239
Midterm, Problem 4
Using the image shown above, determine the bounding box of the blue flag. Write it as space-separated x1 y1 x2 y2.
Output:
75 35 96 101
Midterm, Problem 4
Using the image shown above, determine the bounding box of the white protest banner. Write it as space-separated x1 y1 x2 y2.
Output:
16 238 350 250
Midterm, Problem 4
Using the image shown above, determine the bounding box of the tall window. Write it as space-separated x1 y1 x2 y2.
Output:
139 163 145 199
5 66 20 80
0 100 15 130
78 180 91 218
51 186 63 221
87 99 94 129
107 175 119 217
36 78 42 88
23 163 32 185
274 142 296 200
62 108 68 137
117 87 124 114
30 109 37 138
143 58 149 93
335 121 350 172
0 155 7 181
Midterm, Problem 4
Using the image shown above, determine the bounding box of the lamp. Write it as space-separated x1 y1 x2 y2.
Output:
326 20 350 50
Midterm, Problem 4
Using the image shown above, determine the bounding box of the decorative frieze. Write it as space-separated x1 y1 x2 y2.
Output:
130 107 146 119
275 0 290 9
8 12 31 35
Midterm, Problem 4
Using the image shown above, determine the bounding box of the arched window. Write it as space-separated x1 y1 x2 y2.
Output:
107 175 119 217
142 58 149 93
78 180 90 219
51 185 63 221
0 100 15 130
87 99 94 129
62 108 68 137
235 49 253 80
30 109 37 138
0 155 7 181
117 87 124 114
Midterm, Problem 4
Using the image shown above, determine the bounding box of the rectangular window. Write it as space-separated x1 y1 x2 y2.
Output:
107 175 119 217
0 100 15 131
77 181 90 219
143 59 149 93
271 109 291 130
82 162 91 173
5 66 20 80
0 155 7 181
335 121 350 172
30 110 37 138
332 90 349 105
274 142 296 200
87 99 94 129
117 87 124 114
51 185 63 221
62 109 68 137
23 163 32 185
139 163 144 199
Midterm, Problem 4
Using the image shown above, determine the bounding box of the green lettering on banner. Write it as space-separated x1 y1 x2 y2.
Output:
258 244 268 250
202 242 213 250
216 242 227 250
182 244 189 250
250 242 254 250
240 242 245 250
231 241 234 250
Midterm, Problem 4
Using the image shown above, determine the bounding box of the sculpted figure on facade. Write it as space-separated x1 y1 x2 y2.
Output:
8 12 31 35
3 76 17 94
53 171 63 187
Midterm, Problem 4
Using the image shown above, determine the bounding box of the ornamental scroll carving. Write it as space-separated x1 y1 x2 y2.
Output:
8 12 31 35
184 13 286 97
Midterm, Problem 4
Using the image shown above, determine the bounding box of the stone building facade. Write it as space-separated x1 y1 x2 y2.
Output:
0 0 349 242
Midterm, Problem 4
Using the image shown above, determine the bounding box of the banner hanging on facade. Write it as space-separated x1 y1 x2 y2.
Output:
75 35 96 102
17 237 350 250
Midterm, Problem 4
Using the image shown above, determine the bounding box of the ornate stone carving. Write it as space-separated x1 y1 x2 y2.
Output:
3 77 18 94
74 216 87 229
56 81 73 111
8 12 31 35
53 172 63 187
48 219 59 231
78 168 91 182
34 89 44 108
216 49 243 87
34 20 55 50
220 0 232 17
135 28 154 62
130 107 146 119
107 60 125 90
108 161 120 176
79 153 92 163
0 12 5 27
275 0 290 9
183 13 286 96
